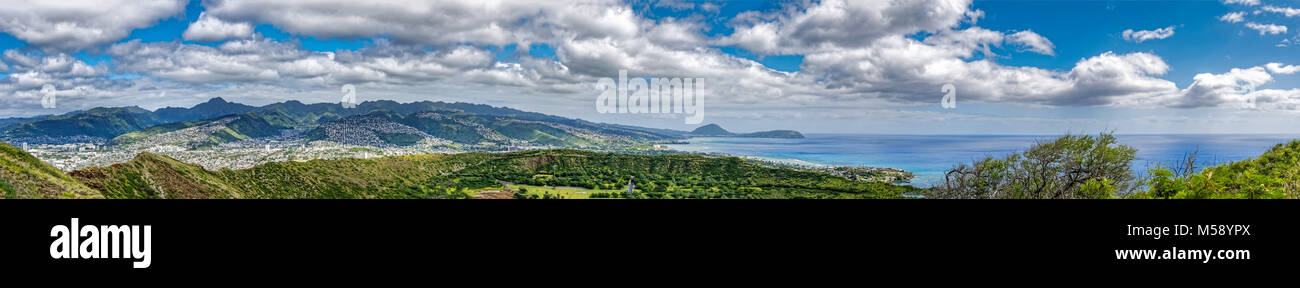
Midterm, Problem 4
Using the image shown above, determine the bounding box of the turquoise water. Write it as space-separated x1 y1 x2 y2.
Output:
665 134 1300 187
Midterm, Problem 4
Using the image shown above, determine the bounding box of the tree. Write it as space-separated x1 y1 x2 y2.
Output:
929 133 1137 199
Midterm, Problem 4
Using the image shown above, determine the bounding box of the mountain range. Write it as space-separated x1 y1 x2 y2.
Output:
108 111 292 149
0 98 802 148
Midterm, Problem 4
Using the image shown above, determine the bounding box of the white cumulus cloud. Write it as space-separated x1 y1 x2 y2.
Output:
1220 12 1245 23
0 0 186 51
1260 5 1300 17
1222 0 1260 6
1006 30 1056 55
1265 62 1300 74
1245 22 1288 35
183 12 254 42
1122 26 1176 42
717 0 973 54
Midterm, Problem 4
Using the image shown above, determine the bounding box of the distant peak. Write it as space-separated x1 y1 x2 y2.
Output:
689 123 732 136
207 97 228 104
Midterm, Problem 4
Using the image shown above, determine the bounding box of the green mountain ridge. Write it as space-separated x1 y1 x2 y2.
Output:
154 97 259 123
109 111 292 148
3 106 163 140
305 110 437 147
1 98 696 147
307 109 627 148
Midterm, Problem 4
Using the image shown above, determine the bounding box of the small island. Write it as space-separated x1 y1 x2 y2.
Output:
686 123 805 139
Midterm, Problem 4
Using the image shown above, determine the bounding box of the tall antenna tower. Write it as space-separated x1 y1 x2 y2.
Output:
627 176 636 195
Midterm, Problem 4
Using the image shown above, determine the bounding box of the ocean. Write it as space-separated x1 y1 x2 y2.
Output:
664 134 1300 187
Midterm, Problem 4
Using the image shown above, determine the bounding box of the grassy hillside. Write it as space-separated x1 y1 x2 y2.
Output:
109 112 290 148
71 151 504 198
400 112 502 144
0 142 101 199
488 120 595 147
70 152 249 198
305 111 436 146
69 149 915 199
1138 139 1300 199
110 120 208 145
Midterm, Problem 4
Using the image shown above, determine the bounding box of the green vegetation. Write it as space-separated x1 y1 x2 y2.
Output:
928 133 1138 199
2 97 688 148
507 183 623 199
401 112 498 144
71 152 482 199
489 120 595 147
253 99 685 142
63 149 914 199
70 152 244 198
376 132 427 146
110 120 206 144
0 142 100 198
4 107 163 139
454 150 911 198
224 112 291 138
17 128 1300 200
307 110 621 147
109 112 290 148
154 97 258 123
1133 140 1300 199
931 133 1300 199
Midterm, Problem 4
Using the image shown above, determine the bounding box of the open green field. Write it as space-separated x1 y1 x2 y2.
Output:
507 183 625 199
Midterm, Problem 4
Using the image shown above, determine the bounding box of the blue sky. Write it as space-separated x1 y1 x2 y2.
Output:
3 0 1300 134
10 1 1297 78
978 1 1298 88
